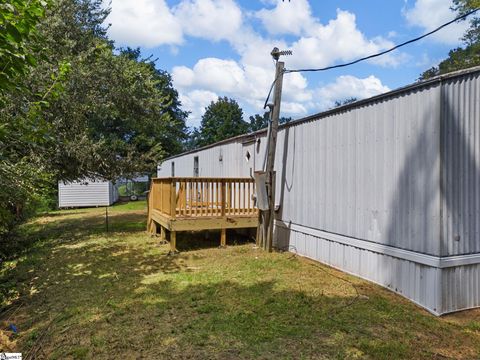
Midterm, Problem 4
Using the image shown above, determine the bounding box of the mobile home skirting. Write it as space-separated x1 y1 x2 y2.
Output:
158 67 480 315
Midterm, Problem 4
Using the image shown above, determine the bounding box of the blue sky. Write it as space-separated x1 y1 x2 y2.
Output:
105 0 469 128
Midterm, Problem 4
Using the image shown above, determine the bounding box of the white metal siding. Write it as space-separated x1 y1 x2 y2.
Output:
58 180 115 207
157 67 480 314
275 225 442 314
441 72 480 256
275 86 442 255
158 138 267 178
442 263 480 314
161 85 443 255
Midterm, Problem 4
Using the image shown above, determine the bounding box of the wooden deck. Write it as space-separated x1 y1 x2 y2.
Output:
147 177 258 252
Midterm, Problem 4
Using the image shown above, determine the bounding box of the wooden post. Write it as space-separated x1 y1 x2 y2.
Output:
170 179 176 218
177 182 184 215
160 225 166 242
263 60 284 252
170 231 177 253
221 180 226 217
255 217 261 247
220 228 226 248
150 220 157 235
266 173 276 251
146 183 152 232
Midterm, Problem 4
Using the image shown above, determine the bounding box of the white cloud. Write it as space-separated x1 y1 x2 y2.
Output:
106 0 242 47
403 0 468 44
281 101 308 115
172 66 195 88
291 10 401 68
106 0 182 47
106 0 399 125
316 75 390 109
230 28 287 68
170 5 398 125
255 5 401 68
256 0 315 36
179 90 219 127
173 57 312 124
174 0 243 41
174 58 390 125
188 58 246 92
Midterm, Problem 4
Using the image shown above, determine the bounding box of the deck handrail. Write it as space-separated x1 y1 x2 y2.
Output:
151 176 256 182
148 177 257 219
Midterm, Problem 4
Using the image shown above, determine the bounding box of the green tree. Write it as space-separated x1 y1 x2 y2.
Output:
334 97 358 107
0 0 190 245
184 127 202 150
420 0 480 79
249 112 270 132
455 0 480 44
197 97 249 146
0 0 55 252
0 0 49 92
2 0 188 181
248 112 292 132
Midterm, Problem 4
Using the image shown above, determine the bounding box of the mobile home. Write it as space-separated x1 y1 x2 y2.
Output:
158 66 480 315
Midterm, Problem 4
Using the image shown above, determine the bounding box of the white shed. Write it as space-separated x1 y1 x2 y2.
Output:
58 179 119 208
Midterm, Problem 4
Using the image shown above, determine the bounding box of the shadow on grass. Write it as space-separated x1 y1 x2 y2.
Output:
174 230 254 252
1 209 479 359
38 211 89 218
2 241 415 359
0 210 147 306
29 211 146 241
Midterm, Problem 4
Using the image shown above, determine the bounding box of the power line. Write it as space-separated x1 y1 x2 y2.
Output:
264 69 285 109
263 7 480 108
285 7 479 74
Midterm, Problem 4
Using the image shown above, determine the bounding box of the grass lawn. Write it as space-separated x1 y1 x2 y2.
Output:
1 201 480 359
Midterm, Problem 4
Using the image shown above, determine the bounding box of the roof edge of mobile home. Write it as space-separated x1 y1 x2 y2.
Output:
162 65 480 162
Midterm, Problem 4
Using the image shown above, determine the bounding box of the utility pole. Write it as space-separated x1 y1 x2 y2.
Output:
258 47 290 252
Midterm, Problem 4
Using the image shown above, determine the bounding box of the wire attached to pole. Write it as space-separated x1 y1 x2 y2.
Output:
262 7 480 107
285 7 479 74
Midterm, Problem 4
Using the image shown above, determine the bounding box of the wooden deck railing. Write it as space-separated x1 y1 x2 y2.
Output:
149 177 257 219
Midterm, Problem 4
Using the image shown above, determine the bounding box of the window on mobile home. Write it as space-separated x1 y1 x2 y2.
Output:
193 156 199 177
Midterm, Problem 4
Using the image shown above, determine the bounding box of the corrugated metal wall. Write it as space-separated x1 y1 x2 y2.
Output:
442 263 480 313
441 72 480 256
58 180 115 207
160 83 446 256
157 68 480 314
276 225 442 314
274 84 442 255
158 137 268 178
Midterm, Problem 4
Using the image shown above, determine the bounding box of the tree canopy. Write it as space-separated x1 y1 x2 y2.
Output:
248 112 292 132
0 0 188 245
249 112 270 132
334 97 358 107
420 0 480 79
1 0 188 180
196 97 249 147
0 0 49 92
